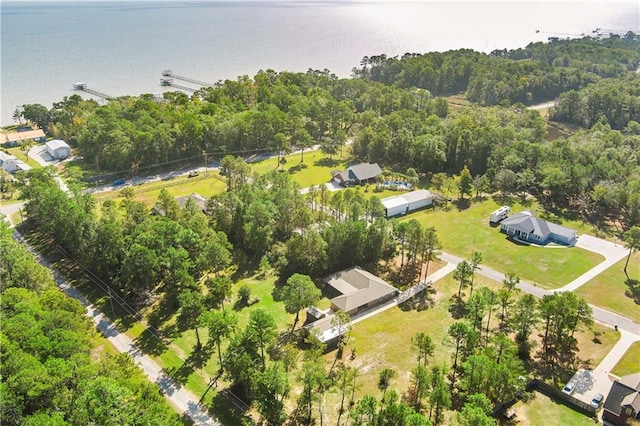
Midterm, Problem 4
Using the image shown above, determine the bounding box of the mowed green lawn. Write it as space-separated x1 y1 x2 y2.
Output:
250 148 350 188
576 252 640 322
611 341 640 377
517 392 595 426
94 173 227 208
406 198 604 289
345 274 502 397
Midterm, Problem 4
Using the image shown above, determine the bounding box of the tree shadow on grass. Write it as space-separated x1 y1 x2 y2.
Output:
625 279 640 304
133 328 168 357
287 162 309 175
454 198 471 211
186 343 216 370
162 358 195 387
208 390 255 426
491 193 518 206
448 296 467 319
315 157 341 168
399 286 436 311
148 292 180 334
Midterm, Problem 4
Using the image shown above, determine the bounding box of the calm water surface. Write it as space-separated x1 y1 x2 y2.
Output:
1 0 639 124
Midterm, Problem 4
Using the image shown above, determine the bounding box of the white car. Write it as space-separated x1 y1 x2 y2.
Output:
562 382 576 395
590 393 603 408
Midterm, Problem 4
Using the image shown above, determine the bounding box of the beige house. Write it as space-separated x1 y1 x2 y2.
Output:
324 266 398 315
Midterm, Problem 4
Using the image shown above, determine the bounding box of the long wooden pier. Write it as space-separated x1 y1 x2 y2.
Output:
72 82 114 100
161 70 215 88
160 78 196 93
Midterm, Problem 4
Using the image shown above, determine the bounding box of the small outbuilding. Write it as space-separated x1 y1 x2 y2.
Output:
45 139 71 160
381 189 435 218
0 151 31 174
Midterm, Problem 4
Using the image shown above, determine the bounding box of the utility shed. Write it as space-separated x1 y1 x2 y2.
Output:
45 139 71 159
382 189 434 217
402 189 434 211
382 196 408 218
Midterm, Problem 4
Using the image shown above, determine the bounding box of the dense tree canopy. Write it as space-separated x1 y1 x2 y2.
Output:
0 227 180 425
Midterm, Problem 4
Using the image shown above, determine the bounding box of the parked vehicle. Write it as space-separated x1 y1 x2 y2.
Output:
562 382 576 395
188 170 199 177
112 178 126 186
590 393 603 408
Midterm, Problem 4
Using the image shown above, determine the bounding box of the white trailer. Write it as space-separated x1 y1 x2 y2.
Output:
490 206 510 223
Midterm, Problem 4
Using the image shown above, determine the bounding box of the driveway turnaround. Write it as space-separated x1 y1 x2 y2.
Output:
558 235 629 292
570 329 640 406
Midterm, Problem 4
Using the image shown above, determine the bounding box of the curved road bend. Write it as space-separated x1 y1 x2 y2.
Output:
11 229 219 426
439 252 640 335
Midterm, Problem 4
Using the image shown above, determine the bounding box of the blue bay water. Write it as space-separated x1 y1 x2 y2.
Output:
1 0 639 125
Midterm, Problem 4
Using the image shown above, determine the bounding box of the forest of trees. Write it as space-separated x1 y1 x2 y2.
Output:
355 33 640 105
0 221 181 425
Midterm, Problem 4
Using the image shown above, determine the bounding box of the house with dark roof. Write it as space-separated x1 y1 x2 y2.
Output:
332 162 382 187
499 210 577 246
603 373 640 425
324 266 398 315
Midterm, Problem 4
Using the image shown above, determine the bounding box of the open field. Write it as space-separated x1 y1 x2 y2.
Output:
249 149 351 188
6 146 42 169
342 274 503 396
513 392 595 426
611 341 640 377
576 251 640 322
94 173 227 207
406 198 604 289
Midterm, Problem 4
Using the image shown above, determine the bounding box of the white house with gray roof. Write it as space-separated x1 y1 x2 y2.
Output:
500 210 577 246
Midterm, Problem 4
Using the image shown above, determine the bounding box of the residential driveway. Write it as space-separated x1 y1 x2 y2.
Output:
28 144 54 166
570 329 640 405
299 181 344 195
558 235 629 292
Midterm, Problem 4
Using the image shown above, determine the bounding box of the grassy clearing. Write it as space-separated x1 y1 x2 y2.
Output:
611 341 640 377
515 392 595 426
5 146 42 169
342 274 502 398
406 197 604 289
250 149 350 188
94 174 227 207
573 324 620 369
576 251 640 322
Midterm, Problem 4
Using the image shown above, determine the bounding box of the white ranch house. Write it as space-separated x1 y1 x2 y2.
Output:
500 210 577 246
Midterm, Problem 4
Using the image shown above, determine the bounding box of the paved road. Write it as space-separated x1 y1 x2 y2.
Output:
439 251 640 334
559 235 629 292
528 101 555 111
11 228 219 426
